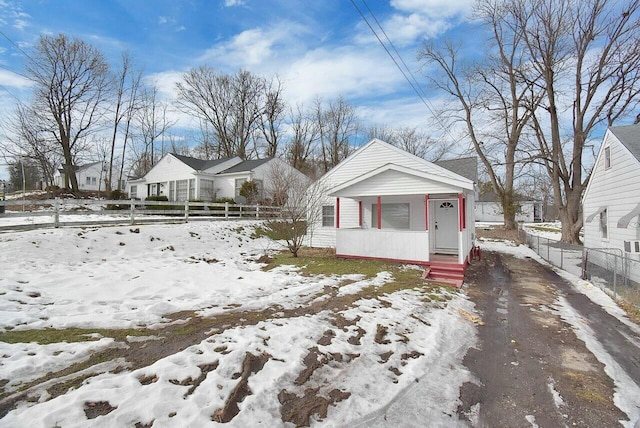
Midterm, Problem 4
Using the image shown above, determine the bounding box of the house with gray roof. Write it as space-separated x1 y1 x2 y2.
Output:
126 153 305 203
583 124 640 261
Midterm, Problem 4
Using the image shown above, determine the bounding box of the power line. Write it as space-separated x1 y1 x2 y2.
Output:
0 29 34 62
350 0 466 145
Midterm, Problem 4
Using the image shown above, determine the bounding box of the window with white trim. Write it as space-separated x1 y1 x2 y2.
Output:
176 180 188 201
599 208 608 239
604 146 611 169
130 185 137 198
322 205 335 227
371 203 410 229
86 177 91 185
235 178 247 197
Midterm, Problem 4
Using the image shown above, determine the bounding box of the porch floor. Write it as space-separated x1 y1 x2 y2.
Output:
429 253 458 263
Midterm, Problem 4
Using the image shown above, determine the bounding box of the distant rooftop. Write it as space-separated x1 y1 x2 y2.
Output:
609 124 640 162
434 157 478 183
171 153 235 171
219 158 272 174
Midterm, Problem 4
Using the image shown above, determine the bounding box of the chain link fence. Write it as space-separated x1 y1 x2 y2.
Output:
519 227 640 309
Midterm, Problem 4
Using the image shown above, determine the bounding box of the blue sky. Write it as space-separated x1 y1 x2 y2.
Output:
0 0 477 181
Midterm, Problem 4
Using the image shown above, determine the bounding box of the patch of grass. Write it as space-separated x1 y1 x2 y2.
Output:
525 225 561 233
265 248 446 298
0 327 148 345
564 371 610 405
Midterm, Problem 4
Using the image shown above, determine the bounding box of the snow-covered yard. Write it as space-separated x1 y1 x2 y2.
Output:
0 221 477 427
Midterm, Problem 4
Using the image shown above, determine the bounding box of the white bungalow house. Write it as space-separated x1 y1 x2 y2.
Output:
583 124 640 265
126 153 306 202
475 191 544 223
53 161 107 192
307 139 477 286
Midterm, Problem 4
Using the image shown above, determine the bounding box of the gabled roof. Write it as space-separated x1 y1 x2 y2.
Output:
171 153 235 171
218 158 272 174
609 124 640 162
57 161 103 173
434 157 478 183
328 163 474 197
319 138 472 186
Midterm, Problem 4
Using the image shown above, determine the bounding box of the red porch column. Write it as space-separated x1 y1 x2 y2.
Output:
336 197 340 229
424 195 429 230
458 193 464 231
377 196 382 230
358 200 362 227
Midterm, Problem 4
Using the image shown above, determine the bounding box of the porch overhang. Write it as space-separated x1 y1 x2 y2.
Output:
327 164 474 198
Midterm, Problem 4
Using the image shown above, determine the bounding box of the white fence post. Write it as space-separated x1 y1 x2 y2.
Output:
54 198 60 228
225 202 229 220
130 199 135 225
256 203 260 219
184 201 189 222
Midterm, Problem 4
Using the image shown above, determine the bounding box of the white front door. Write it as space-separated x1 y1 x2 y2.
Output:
433 200 459 254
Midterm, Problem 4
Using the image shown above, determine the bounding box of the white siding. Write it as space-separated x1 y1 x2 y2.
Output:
475 201 537 223
307 140 475 249
583 131 640 253
334 169 460 197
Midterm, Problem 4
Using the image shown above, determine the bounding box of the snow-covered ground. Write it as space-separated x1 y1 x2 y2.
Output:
480 238 640 427
1 220 637 427
0 221 476 427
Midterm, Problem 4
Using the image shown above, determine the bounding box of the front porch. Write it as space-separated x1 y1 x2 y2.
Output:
335 227 470 287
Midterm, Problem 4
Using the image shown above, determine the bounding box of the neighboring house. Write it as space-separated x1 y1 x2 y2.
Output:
583 124 640 265
126 153 306 202
475 191 544 223
53 161 107 192
306 139 477 286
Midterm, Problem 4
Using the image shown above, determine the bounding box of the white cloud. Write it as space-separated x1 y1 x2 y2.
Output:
224 0 246 6
198 22 309 69
0 69 32 89
390 0 472 18
158 16 169 24
13 18 27 30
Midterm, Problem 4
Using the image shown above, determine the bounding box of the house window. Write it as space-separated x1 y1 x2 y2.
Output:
322 205 335 227
235 178 247 197
91 177 97 185
201 179 215 201
604 146 611 169
86 177 91 185
176 180 188 201
189 179 195 200
130 185 137 198
371 203 410 229
599 208 608 239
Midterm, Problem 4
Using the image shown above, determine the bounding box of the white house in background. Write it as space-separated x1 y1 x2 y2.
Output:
53 161 107 192
475 191 544 223
306 139 477 286
583 124 640 265
125 153 306 202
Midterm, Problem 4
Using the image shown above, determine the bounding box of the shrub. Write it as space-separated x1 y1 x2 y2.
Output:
106 189 129 210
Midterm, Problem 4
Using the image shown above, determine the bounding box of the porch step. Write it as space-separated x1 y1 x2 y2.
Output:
425 262 466 287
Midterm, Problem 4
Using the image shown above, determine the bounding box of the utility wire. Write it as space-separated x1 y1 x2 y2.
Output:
0 30 34 62
350 0 466 145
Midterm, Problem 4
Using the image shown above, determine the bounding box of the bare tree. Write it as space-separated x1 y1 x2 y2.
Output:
367 125 451 160
107 52 142 194
134 83 174 174
25 34 111 195
176 67 266 159
514 0 640 243
264 162 318 257
256 76 286 158
1 101 61 188
315 96 359 173
285 103 320 175
419 0 542 230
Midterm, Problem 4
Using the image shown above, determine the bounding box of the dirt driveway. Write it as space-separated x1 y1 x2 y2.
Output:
459 250 640 427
